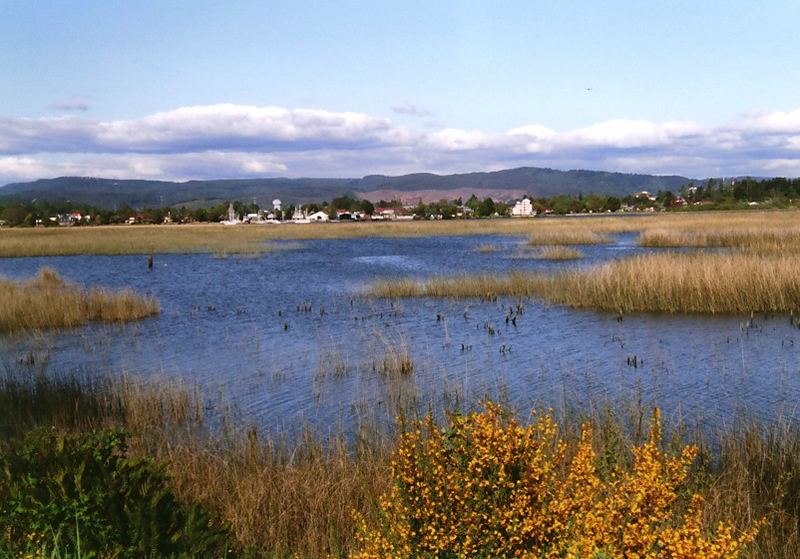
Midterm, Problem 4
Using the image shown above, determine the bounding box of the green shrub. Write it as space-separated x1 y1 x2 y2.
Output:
0 428 229 558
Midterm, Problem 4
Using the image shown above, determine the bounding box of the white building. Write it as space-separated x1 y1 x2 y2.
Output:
511 198 535 217
308 211 330 222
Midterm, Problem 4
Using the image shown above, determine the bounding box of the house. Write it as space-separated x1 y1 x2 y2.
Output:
376 208 397 220
125 216 137 225
308 211 329 222
636 190 657 202
511 198 536 217
56 211 90 226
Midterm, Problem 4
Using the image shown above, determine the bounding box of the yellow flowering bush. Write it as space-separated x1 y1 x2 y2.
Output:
355 403 759 559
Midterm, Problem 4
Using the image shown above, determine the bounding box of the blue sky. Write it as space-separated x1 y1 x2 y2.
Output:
1 0 799 183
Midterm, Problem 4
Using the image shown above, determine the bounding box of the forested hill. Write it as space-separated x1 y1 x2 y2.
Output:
0 167 691 209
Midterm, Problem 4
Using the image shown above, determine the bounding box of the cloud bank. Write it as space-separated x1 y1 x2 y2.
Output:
1 103 799 184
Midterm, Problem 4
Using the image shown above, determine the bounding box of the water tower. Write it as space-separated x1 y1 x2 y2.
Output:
272 199 282 212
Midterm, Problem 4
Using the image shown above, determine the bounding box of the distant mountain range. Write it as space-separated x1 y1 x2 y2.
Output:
0 167 692 209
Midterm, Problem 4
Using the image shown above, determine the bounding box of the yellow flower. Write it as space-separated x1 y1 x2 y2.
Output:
353 404 761 559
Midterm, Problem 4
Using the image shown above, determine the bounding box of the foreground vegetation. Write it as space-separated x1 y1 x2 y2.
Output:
0 369 797 558
356 405 760 559
0 269 158 333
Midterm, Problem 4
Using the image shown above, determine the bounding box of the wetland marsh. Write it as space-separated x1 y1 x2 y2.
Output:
2 212 800 432
3 210 800 557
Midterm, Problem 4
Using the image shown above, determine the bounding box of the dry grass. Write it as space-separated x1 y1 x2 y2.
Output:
702 421 800 558
638 227 800 252
0 268 159 333
163 428 389 557
475 243 500 253
3 210 800 257
0 225 302 257
531 245 583 260
372 331 415 376
368 252 800 314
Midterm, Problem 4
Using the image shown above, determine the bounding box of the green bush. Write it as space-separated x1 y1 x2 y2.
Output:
0 428 229 558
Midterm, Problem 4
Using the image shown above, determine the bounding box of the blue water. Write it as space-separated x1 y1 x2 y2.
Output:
1 234 798 433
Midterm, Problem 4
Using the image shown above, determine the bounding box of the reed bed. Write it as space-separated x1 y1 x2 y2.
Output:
475 243 500 253
0 268 159 333
531 245 583 260
3 209 800 257
0 225 300 257
638 227 800 252
0 368 797 558
368 252 800 314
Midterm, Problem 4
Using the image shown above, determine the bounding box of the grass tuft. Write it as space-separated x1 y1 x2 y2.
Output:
0 269 159 334
530 245 583 260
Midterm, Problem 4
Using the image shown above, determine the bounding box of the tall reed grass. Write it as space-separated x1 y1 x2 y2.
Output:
368 252 800 314
0 268 159 333
531 245 583 260
639 227 800 252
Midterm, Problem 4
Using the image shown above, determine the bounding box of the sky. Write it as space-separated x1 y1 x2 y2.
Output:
1 0 799 184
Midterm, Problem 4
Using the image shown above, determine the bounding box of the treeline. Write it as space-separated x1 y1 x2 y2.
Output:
0 196 377 227
2 177 799 227
679 177 800 205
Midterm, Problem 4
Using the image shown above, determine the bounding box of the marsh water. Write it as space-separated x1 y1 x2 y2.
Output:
2 233 799 433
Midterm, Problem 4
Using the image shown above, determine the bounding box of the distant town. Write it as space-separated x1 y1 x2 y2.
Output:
1 176 798 228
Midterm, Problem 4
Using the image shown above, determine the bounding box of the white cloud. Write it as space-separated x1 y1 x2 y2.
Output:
0 152 289 185
736 108 800 134
0 156 50 181
94 104 411 152
558 119 704 150
1 103 800 183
